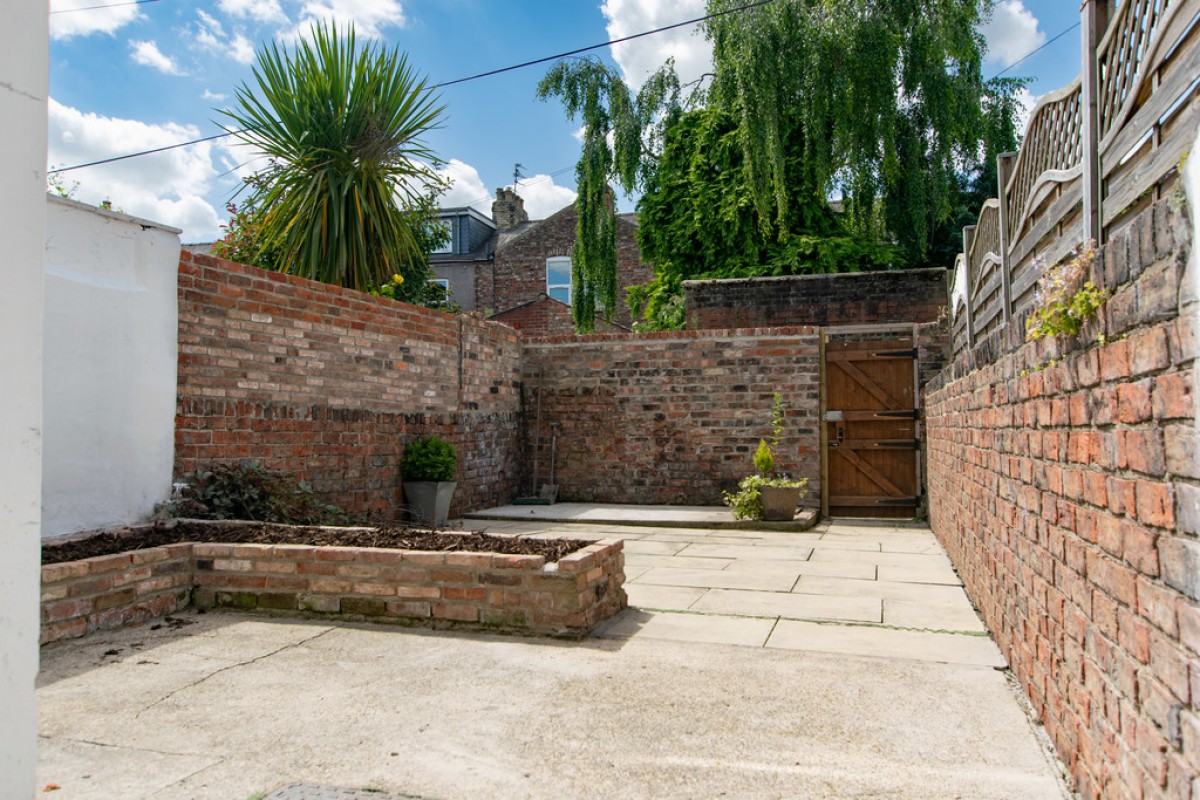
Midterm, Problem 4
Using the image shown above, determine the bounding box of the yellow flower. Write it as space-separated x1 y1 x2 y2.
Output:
392 273 404 284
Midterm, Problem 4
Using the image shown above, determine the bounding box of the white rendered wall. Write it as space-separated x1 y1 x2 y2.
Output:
42 197 181 538
0 5 48 797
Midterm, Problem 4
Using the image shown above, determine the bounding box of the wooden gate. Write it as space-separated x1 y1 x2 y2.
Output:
822 329 920 518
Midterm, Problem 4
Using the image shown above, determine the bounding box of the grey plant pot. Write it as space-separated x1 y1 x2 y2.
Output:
403 481 457 527
759 485 802 521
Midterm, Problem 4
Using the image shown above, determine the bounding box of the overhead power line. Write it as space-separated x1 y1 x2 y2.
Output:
50 0 159 15
49 0 778 174
988 21 1081 80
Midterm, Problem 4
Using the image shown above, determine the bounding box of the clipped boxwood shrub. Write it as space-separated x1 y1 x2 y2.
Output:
402 436 457 482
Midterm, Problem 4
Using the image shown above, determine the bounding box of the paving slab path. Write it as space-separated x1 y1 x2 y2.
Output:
36 517 1070 799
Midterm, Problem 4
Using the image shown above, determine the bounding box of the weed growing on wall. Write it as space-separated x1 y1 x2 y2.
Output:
1025 242 1108 341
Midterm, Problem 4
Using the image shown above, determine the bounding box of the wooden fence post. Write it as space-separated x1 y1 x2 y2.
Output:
996 151 1017 323
963 225 977 348
1080 0 1110 244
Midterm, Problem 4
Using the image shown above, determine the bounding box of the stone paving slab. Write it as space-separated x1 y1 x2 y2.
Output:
623 553 733 571
878 564 964 585
791 575 971 604
808 548 956 568
464 502 819 531
677 542 816 561
620 539 691 555
690 588 882 624
595 608 777 646
884 599 987 633
622 583 707 611
767 619 1006 667
628 566 800 592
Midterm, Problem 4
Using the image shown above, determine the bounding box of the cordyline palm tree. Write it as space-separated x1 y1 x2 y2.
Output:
222 23 445 294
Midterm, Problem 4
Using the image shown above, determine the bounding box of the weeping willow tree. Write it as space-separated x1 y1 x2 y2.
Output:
222 23 445 296
536 59 680 332
542 1 1021 330
704 0 998 257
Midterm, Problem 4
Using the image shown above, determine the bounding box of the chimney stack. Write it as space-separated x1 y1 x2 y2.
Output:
491 187 529 231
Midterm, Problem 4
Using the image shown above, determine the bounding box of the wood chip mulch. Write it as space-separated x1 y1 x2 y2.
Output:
41 521 589 566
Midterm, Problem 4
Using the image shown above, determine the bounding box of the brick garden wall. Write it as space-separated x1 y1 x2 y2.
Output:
176 252 524 519
521 328 822 506
925 198 1197 799
40 533 626 642
685 268 948 330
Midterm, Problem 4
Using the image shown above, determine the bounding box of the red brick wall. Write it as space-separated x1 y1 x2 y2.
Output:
176 252 524 519
491 297 630 337
521 327 822 505
685 269 948 330
488 207 652 328
925 198 1197 799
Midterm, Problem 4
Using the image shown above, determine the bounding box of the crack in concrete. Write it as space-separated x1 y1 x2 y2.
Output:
135 627 335 718
38 733 208 759
150 758 227 798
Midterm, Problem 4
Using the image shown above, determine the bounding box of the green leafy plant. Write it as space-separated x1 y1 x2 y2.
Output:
47 169 79 199
211 200 283 270
723 393 807 520
724 473 809 521
169 463 347 525
1025 242 1108 341
221 23 446 294
753 439 775 476
401 436 457 482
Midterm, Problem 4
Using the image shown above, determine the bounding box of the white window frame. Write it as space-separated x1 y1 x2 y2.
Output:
546 256 571 305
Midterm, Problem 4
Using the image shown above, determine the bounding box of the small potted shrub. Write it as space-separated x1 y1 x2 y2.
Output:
401 436 458 527
724 394 808 521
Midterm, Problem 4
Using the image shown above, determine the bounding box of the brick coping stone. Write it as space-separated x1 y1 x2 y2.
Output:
40 532 627 645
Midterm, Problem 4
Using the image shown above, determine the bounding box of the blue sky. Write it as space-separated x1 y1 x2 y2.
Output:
47 0 1085 242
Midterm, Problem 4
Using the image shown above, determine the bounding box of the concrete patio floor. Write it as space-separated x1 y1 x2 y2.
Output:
36 517 1070 799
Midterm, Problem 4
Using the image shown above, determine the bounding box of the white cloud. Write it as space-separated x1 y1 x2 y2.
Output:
47 98 224 241
230 34 257 65
129 40 185 75
50 0 141 40
981 0 1045 67
219 0 287 25
601 0 712 90
287 0 407 40
433 160 577 220
193 12 258 66
436 159 492 213
513 176 577 220
202 89 228 102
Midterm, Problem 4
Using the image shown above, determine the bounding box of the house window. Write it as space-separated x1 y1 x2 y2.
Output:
546 256 571 304
428 278 450 302
431 220 452 254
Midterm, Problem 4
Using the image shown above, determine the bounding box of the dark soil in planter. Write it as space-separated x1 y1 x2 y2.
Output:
42 521 590 566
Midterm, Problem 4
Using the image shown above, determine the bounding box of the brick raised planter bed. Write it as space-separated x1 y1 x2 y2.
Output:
41 529 626 644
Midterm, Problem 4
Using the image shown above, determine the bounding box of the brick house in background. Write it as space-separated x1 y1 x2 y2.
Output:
430 187 651 335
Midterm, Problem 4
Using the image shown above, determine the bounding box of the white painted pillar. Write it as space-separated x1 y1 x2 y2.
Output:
0 3 48 797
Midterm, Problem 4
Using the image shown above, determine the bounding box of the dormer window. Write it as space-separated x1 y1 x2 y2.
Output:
546 256 571 304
